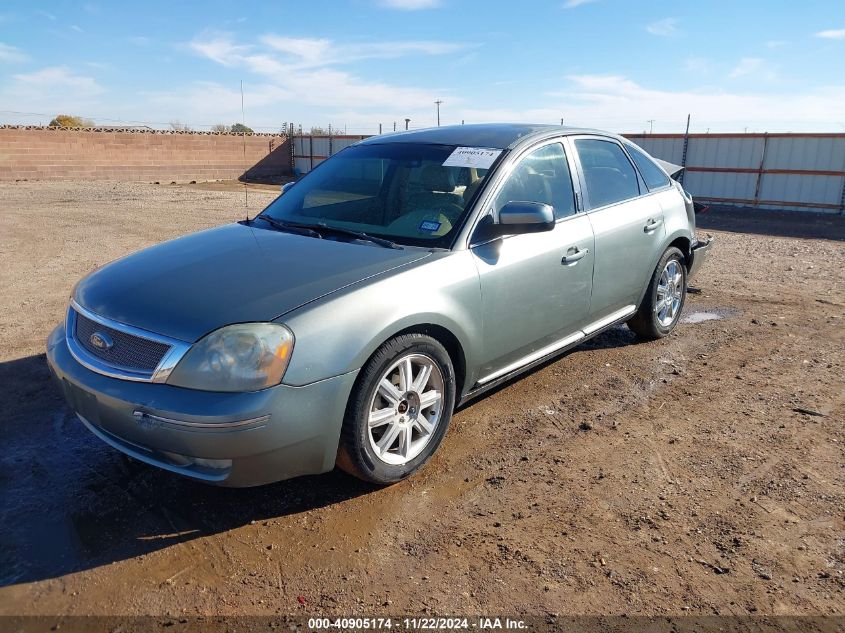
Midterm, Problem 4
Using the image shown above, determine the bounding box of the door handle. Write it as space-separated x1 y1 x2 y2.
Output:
644 218 663 232
561 247 589 265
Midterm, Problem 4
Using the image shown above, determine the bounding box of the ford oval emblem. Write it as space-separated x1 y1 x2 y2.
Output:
90 331 113 350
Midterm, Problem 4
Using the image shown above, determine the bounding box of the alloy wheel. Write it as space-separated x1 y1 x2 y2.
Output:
367 353 445 466
655 259 684 327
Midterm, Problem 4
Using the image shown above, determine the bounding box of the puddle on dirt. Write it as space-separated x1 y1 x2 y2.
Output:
681 307 740 324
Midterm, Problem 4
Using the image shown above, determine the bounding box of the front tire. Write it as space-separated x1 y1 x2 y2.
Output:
336 334 456 484
628 247 687 340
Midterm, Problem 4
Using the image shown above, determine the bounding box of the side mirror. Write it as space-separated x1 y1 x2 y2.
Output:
473 201 555 242
281 181 296 194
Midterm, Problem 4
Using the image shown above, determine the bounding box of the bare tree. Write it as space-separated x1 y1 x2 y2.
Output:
211 123 231 133
169 120 191 132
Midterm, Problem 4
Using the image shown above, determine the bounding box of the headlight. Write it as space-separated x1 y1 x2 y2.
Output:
167 323 294 392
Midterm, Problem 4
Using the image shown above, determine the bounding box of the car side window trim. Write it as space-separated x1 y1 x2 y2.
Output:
567 134 647 213
463 136 585 249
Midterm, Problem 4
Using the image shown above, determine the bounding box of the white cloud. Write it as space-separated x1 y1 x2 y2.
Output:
646 17 679 37
260 36 332 66
0 42 28 63
474 74 845 133
765 40 786 48
176 33 468 127
729 57 762 77
12 66 103 94
729 57 768 78
0 66 105 120
815 28 845 39
186 32 466 117
377 0 440 9
260 35 467 68
683 57 710 74
562 0 598 8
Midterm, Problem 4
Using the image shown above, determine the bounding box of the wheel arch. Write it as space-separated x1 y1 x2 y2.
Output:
635 230 692 309
668 235 692 271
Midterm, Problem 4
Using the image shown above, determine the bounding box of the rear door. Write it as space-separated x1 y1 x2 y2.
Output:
470 140 594 383
569 136 666 324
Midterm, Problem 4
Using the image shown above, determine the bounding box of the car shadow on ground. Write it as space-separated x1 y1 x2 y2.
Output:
697 205 845 241
0 354 377 587
1 325 641 587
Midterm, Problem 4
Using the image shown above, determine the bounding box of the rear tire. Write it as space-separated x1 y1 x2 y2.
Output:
628 247 687 340
336 334 456 484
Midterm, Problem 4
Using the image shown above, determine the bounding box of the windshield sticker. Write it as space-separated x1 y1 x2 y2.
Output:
442 147 502 169
419 220 442 233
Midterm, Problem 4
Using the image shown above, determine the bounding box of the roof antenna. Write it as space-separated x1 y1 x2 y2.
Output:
241 79 249 223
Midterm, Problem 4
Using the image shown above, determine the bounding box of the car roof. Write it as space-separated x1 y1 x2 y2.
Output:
356 123 617 150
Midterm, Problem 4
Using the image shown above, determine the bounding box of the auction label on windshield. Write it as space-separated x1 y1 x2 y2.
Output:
442 147 502 169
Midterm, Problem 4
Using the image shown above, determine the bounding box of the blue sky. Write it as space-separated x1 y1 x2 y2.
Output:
1 0 844 133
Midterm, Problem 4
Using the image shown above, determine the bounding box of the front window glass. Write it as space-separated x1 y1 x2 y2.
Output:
575 138 641 208
494 143 576 220
261 143 496 248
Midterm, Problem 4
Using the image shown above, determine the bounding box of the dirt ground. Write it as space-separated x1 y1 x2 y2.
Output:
0 180 843 619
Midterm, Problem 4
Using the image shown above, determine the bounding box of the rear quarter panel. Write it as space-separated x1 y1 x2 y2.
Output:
279 251 483 391
630 187 695 307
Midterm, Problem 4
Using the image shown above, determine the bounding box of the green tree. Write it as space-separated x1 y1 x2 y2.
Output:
48 114 93 128
231 122 254 134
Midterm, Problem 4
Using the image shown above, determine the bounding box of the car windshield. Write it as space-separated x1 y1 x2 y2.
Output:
260 142 498 248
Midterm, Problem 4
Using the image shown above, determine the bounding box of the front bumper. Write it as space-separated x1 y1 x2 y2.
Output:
46 325 358 487
688 235 714 278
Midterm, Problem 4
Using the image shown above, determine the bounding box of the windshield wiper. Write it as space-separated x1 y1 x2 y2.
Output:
253 214 322 239
288 221 402 249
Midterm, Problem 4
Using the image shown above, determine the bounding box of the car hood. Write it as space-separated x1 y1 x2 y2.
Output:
74 222 430 342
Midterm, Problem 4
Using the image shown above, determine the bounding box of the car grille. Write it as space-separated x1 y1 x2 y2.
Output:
73 310 172 372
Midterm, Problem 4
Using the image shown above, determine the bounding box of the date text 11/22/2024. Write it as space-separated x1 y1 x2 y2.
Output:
307 617 528 630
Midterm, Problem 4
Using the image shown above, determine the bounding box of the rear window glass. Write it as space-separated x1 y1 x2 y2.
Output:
574 139 640 208
626 144 671 190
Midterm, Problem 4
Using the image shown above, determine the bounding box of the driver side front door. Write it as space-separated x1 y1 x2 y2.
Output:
470 141 595 384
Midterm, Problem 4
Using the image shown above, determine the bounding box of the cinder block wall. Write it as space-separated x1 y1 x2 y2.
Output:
0 126 291 182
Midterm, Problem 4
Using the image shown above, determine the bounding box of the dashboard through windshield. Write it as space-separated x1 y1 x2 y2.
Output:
260 143 501 248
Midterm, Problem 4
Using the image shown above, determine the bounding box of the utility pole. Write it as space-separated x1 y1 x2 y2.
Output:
435 100 443 126
647 119 655 134
404 118 410 130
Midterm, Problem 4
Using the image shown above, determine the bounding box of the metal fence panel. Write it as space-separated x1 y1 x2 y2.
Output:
293 157 311 175
765 136 845 171
333 137 363 152
683 171 758 200
686 136 765 169
627 136 685 164
760 173 844 210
